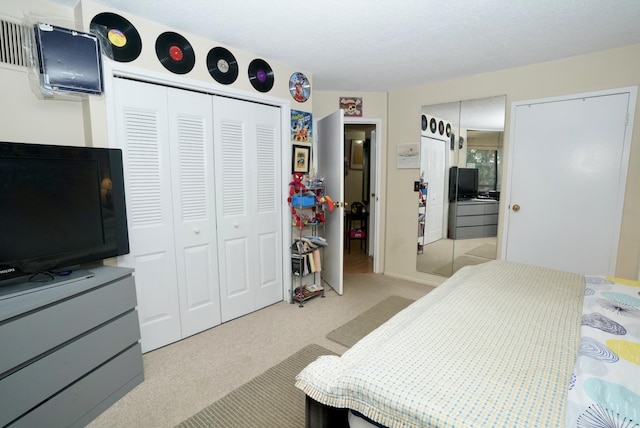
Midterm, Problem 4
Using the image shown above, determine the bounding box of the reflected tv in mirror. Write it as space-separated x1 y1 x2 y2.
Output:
0 142 130 284
449 167 479 201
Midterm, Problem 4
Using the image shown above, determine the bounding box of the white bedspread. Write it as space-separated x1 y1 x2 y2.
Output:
296 260 585 427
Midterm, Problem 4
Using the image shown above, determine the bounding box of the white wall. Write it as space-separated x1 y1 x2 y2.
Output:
0 1 87 146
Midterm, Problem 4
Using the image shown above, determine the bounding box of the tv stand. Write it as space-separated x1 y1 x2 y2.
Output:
0 265 143 427
448 199 499 239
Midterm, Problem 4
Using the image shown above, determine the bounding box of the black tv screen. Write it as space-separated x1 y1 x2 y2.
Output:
449 167 479 201
0 142 129 283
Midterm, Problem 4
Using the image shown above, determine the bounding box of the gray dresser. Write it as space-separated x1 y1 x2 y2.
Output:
0 265 143 427
448 199 499 239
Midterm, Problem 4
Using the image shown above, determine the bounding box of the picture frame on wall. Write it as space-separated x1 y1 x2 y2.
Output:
350 139 364 170
292 144 310 173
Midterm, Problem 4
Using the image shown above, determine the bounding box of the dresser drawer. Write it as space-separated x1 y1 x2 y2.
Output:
0 276 136 376
0 311 140 427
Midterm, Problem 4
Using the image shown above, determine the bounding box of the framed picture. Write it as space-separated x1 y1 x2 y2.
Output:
292 144 310 173
396 142 420 168
350 139 364 170
339 97 363 117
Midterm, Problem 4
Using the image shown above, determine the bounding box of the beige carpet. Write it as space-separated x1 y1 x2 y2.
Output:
326 296 414 347
177 344 335 428
465 242 497 259
433 255 488 276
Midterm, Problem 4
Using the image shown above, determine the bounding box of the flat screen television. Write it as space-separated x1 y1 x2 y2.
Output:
449 167 479 201
0 142 129 284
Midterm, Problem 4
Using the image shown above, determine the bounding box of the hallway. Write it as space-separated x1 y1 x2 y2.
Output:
344 249 373 274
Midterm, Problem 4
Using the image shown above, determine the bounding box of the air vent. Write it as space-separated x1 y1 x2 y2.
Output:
0 19 30 67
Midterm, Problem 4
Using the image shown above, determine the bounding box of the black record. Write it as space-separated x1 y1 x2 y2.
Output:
445 123 451 137
438 120 445 135
207 47 238 84
429 118 437 134
248 58 274 93
155 31 195 74
421 115 428 131
90 12 142 62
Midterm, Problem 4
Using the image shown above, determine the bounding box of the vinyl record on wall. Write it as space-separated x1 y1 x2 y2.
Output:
207 47 238 84
155 31 195 74
248 58 274 93
438 120 445 135
90 12 142 62
421 114 428 131
430 118 437 134
445 123 451 137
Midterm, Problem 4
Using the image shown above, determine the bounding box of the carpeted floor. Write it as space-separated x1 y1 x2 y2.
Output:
465 242 497 259
177 344 336 428
326 295 414 347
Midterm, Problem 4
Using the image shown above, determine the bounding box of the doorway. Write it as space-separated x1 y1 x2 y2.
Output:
344 123 377 274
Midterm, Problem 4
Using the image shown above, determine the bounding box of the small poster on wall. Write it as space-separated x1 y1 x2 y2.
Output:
397 142 420 168
339 97 363 117
291 110 312 143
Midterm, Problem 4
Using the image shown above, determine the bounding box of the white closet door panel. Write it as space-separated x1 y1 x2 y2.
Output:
113 78 181 353
168 88 221 337
253 108 283 306
213 97 282 322
214 97 253 322
130 252 181 352
219 237 252 321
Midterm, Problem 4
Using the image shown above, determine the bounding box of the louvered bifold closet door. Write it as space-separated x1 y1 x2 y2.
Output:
167 88 221 338
213 96 283 323
113 78 182 353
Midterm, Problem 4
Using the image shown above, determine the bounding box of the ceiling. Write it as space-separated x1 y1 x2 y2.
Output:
53 0 640 92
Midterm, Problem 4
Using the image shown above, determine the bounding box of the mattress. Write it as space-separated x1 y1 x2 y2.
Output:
296 260 586 427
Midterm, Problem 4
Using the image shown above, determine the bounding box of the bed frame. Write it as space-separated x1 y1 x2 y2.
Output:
305 396 349 428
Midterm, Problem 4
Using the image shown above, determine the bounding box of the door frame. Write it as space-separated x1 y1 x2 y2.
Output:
344 117 382 273
98 60 294 304
500 86 637 274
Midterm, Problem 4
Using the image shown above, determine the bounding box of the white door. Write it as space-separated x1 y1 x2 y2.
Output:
316 110 345 295
503 89 634 275
113 78 182 352
167 88 221 338
423 136 447 244
213 96 283 322
368 129 377 256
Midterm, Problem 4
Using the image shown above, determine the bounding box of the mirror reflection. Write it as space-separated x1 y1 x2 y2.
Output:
417 96 506 277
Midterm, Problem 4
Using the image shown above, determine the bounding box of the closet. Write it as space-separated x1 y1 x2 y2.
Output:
112 78 283 353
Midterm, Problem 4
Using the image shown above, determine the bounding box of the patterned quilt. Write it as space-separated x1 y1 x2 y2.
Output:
296 260 586 427
565 276 640 427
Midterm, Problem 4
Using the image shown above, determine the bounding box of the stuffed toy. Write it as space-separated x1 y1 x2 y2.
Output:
288 172 305 197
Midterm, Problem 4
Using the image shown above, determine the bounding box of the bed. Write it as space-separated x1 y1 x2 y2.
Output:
295 260 640 428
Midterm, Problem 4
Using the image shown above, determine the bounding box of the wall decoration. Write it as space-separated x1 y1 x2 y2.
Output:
248 58 274 92
292 144 310 174
207 46 238 84
291 110 312 143
155 31 195 74
289 72 310 103
349 139 364 170
397 142 420 168
340 97 363 117
90 12 142 63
